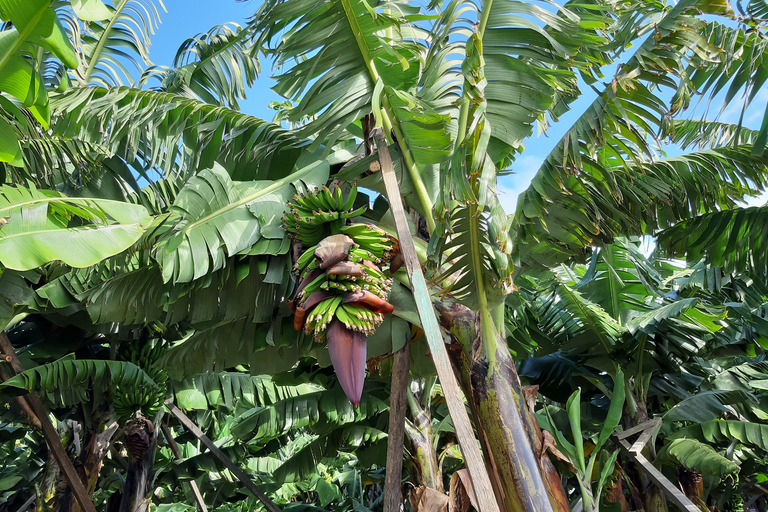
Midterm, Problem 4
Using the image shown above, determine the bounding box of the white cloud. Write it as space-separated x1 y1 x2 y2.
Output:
742 190 768 207
496 183 521 214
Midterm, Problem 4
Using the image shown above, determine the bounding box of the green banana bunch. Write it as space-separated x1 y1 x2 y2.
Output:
113 340 168 420
339 223 400 264
283 184 367 246
285 184 403 406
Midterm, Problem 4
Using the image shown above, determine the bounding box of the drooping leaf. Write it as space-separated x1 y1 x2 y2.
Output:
156 161 328 283
664 390 758 423
659 438 739 477
0 184 152 270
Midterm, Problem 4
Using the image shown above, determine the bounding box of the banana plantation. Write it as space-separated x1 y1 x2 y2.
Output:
3 0 768 511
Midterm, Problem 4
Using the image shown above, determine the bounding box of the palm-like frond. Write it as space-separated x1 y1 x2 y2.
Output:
658 206 768 277
253 0 425 150
71 0 165 86
156 160 327 283
170 372 316 410
231 386 386 443
670 420 768 454
667 119 760 150
513 146 768 272
273 425 386 483
509 1 768 272
0 358 156 407
142 22 259 109
473 0 595 165
51 86 307 180
537 282 625 355
663 389 758 422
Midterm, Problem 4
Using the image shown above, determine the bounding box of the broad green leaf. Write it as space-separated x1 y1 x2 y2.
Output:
566 389 585 472
0 185 152 270
660 438 739 476
71 0 113 21
0 0 77 68
0 117 23 166
157 160 328 283
664 390 757 423
596 370 625 451
0 33 47 107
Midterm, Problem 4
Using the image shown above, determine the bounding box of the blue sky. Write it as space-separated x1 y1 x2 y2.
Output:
148 0 281 120
148 1 768 212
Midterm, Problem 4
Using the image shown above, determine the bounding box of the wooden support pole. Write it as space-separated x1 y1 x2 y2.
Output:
374 131 501 512
164 400 281 512
613 419 699 512
383 341 411 512
161 422 209 512
0 332 97 512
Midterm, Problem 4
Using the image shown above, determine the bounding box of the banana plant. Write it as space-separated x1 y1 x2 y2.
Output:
542 371 625 512
6 0 768 510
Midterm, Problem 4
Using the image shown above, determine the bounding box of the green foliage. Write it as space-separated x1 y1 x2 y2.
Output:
542 370 625 512
155 160 328 283
659 206 768 277
659 438 740 476
0 184 152 270
4 0 768 509
0 357 157 408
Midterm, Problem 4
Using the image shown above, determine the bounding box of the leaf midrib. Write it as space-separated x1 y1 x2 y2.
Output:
83 0 131 83
0 6 49 74
177 162 320 235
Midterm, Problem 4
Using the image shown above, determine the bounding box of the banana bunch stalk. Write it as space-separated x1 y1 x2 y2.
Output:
285 186 401 406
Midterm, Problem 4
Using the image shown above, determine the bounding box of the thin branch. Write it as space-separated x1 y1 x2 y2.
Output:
161 422 209 512
0 333 97 512
384 341 411 512
164 400 280 512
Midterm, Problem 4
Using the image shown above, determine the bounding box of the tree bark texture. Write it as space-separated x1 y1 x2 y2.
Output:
435 302 571 512
53 422 118 512
384 341 411 512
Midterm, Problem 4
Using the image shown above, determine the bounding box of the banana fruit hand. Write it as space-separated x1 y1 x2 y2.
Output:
284 185 402 406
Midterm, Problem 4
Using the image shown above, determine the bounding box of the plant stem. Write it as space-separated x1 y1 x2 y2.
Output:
338 0 436 233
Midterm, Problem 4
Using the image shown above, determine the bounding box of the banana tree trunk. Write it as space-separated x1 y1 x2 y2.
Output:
435 302 570 512
51 421 117 512
119 415 159 512
405 385 442 492
678 469 708 512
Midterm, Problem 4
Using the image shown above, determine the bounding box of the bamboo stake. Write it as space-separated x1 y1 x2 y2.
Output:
374 131 501 512
0 333 97 512
164 400 280 512
383 341 411 512
161 422 208 512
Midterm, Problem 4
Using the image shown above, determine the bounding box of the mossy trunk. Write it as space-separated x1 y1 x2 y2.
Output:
405 384 442 492
435 302 570 512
